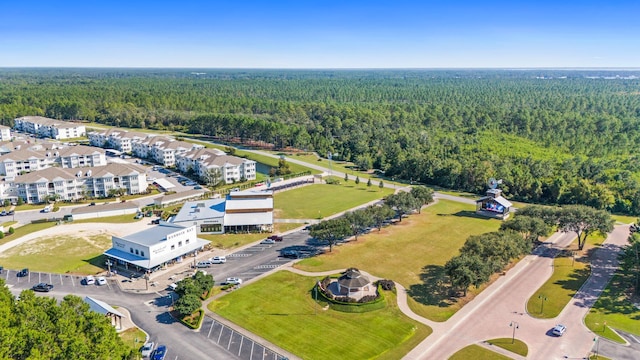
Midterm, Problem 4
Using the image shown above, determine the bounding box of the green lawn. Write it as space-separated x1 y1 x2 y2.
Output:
527 255 591 318
526 233 605 318
585 272 640 343
0 222 56 246
486 338 528 357
448 345 512 360
274 183 393 219
119 327 147 353
0 233 112 274
211 271 431 360
611 214 637 224
295 200 502 321
200 223 301 249
72 214 144 224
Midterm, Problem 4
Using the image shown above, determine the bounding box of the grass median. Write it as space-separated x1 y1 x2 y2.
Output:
449 345 512 360
295 199 502 322
210 271 431 360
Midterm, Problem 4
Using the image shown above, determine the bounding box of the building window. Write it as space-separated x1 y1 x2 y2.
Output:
135 249 139 255
171 245 175 250
141 251 145 257
186 239 190 244
178 241 183 247
130 247 134 253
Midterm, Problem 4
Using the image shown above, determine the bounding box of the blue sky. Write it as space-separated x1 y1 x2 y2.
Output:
1 0 638 68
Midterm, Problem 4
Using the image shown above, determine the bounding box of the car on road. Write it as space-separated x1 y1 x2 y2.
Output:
85 275 96 285
32 283 54 292
0 210 6 216
152 345 167 360
196 260 212 268
97 276 107 286
17 268 29 277
211 256 226 264
260 238 276 245
134 212 144 219
268 235 284 242
140 342 155 358
224 277 243 285
552 324 567 336
7 210 13 216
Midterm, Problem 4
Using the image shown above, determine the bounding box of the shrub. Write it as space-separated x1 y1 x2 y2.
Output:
180 309 204 329
8 227 14 234
334 296 358 303
0 232 4 239
358 295 377 303
321 276 331 289
377 279 395 291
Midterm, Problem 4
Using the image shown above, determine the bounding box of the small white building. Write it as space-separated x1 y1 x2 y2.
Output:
104 223 208 272
71 202 139 220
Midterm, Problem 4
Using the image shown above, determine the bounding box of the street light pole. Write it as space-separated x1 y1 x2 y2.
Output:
538 294 548 314
509 321 519 344
315 280 318 315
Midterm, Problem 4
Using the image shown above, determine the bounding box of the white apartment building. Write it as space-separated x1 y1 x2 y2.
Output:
132 136 202 167
175 148 256 184
14 116 86 140
88 128 151 153
0 125 11 141
4 163 147 204
104 223 209 271
0 146 106 178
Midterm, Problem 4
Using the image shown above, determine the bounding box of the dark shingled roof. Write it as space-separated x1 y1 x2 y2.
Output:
337 269 370 288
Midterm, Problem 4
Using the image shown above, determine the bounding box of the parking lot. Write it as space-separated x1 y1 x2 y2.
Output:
3 269 120 294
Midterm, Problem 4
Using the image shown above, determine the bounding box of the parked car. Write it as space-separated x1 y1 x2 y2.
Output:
85 275 96 285
32 283 54 292
17 268 29 277
196 261 212 268
152 345 167 360
211 256 226 264
224 277 243 285
281 250 300 259
140 342 155 358
134 212 144 219
260 238 276 245
97 276 107 286
7 210 14 216
193 185 203 190
151 218 161 225
268 235 284 242
552 324 567 336
0 210 6 216
631 223 638 233
0 266 3 274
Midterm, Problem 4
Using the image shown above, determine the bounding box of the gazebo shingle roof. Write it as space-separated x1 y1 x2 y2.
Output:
337 269 370 288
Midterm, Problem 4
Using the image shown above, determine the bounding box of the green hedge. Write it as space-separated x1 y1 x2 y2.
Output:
315 284 386 313
180 308 204 329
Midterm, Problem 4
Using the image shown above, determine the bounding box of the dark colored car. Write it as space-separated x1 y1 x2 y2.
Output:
7 210 14 215
32 283 54 292
17 268 29 277
268 235 284 242
152 345 167 360
281 250 299 259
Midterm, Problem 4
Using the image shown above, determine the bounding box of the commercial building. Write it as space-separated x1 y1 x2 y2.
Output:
103 223 209 272
171 189 273 234
14 116 86 140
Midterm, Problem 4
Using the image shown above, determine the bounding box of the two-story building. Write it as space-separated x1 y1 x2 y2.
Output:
175 148 256 184
88 128 151 153
103 223 209 272
0 125 12 142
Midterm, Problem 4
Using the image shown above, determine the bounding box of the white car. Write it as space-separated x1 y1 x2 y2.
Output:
97 276 107 286
260 239 276 245
225 277 243 285
168 283 178 291
85 275 96 285
140 342 155 358
211 256 226 264
552 324 567 336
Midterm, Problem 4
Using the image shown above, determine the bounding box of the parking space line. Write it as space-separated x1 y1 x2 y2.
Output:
250 341 254 360
227 330 234 349
208 320 214 338
59 274 63 285
217 325 224 344
238 336 244 356
70 276 75 287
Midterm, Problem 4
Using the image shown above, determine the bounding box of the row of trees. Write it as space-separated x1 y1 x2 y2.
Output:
445 204 615 296
2 69 640 213
309 186 434 251
0 283 133 359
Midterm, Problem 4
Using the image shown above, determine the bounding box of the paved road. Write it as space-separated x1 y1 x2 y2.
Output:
404 225 632 360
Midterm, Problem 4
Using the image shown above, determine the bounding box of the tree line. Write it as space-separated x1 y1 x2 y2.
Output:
2 69 640 213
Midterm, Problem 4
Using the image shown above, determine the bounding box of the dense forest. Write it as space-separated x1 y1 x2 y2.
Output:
2 68 640 213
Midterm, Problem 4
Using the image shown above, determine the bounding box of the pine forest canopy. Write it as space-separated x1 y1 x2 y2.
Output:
2 68 640 213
